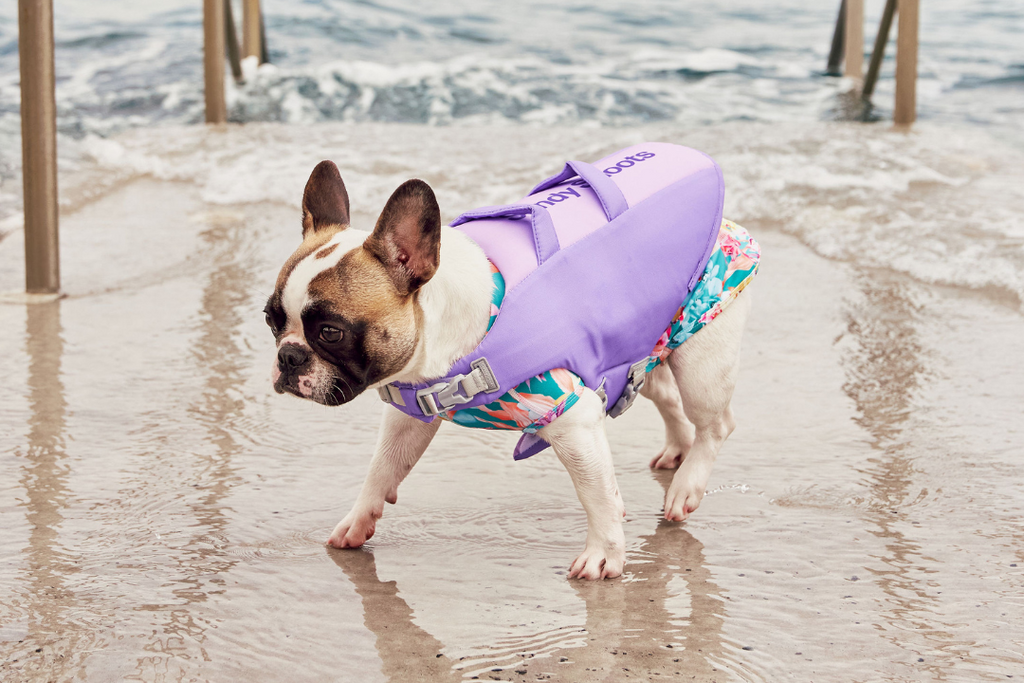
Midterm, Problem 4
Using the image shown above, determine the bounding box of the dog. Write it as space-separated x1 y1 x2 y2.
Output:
266 160 753 580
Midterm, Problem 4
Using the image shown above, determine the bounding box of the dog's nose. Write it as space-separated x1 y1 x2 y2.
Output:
278 343 309 370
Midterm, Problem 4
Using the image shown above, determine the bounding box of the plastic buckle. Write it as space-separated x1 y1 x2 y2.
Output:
415 373 474 416
437 373 475 409
378 384 405 406
414 358 499 417
416 380 459 416
468 357 499 393
608 359 650 418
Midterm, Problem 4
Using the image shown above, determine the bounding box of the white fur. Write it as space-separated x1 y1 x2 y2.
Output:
373 228 495 386
538 388 625 579
320 214 753 580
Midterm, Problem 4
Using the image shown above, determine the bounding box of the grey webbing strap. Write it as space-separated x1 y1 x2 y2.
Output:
607 358 650 418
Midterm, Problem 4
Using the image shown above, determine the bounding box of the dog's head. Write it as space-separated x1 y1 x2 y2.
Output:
265 161 441 405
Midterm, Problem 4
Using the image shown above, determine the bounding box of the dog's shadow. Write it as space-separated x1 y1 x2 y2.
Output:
564 468 729 678
327 469 728 681
325 548 462 682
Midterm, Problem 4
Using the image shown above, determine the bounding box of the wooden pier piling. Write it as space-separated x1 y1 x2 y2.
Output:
843 0 864 80
826 0 847 76
203 0 227 123
895 0 920 125
862 0 897 100
224 0 243 84
243 0 262 62
18 0 60 294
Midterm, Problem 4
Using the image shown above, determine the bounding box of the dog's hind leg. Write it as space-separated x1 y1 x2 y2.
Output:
540 388 625 580
328 406 441 549
663 290 751 521
640 362 695 469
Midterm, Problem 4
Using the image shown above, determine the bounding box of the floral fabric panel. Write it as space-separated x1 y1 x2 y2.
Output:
641 218 760 374
487 261 505 330
438 219 760 433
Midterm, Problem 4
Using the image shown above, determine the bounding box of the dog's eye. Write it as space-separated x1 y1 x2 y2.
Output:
265 312 273 328
319 326 342 343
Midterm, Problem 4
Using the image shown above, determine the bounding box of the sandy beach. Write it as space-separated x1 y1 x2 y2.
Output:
1 119 1023 681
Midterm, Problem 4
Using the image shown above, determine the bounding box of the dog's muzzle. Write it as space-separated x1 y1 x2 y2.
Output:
274 342 313 396
277 342 309 373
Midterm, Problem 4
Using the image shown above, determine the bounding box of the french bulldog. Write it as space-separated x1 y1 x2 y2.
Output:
265 160 751 580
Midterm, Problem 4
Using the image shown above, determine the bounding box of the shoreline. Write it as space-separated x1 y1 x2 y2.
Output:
2 120 1023 313
2 174 1023 680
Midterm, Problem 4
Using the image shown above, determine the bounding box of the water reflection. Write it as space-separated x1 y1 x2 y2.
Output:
328 549 462 682
14 301 90 678
841 274 956 672
329 471 730 681
126 212 255 680
570 492 729 679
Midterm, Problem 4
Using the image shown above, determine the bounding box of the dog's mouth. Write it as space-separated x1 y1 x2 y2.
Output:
322 377 357 406
274 372 361 406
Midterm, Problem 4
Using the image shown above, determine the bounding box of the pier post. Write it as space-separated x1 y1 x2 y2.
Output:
224 0 243 83
862 0 897 100
203 0 227 123
18 0 60 294
259 10 269 64
894 0 919 125
243 0 262 62
826 0 847 76
844 0 864 80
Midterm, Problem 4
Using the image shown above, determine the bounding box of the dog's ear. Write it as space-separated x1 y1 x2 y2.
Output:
301 160 351 237
364 179 441 296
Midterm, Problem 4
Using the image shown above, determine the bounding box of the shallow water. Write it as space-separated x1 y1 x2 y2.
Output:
2 121 1023 681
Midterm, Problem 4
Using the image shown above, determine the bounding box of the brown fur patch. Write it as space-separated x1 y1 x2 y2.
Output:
307 246 420 381
315 243 339 260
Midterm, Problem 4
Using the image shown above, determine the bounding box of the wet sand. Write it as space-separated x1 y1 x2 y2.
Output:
2 161 1024 681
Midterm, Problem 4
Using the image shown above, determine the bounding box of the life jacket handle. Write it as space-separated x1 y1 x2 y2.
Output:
450 159 630 267
529 159 629 222
450 203 561 266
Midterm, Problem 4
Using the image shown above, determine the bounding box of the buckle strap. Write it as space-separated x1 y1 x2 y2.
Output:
377 384 405 406
416 358 499 416
380 358 499 417
607 358 650 418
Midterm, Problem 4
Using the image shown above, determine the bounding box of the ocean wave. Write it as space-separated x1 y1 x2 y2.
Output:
217 49 837 128
4 119 1018 310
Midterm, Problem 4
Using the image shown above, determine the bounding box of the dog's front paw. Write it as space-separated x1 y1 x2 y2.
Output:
663 456 717 521
327 511 378 549
663 485 703 522
568 533 625 580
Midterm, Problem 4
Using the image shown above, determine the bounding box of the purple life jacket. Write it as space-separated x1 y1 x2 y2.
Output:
378 142 725 455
